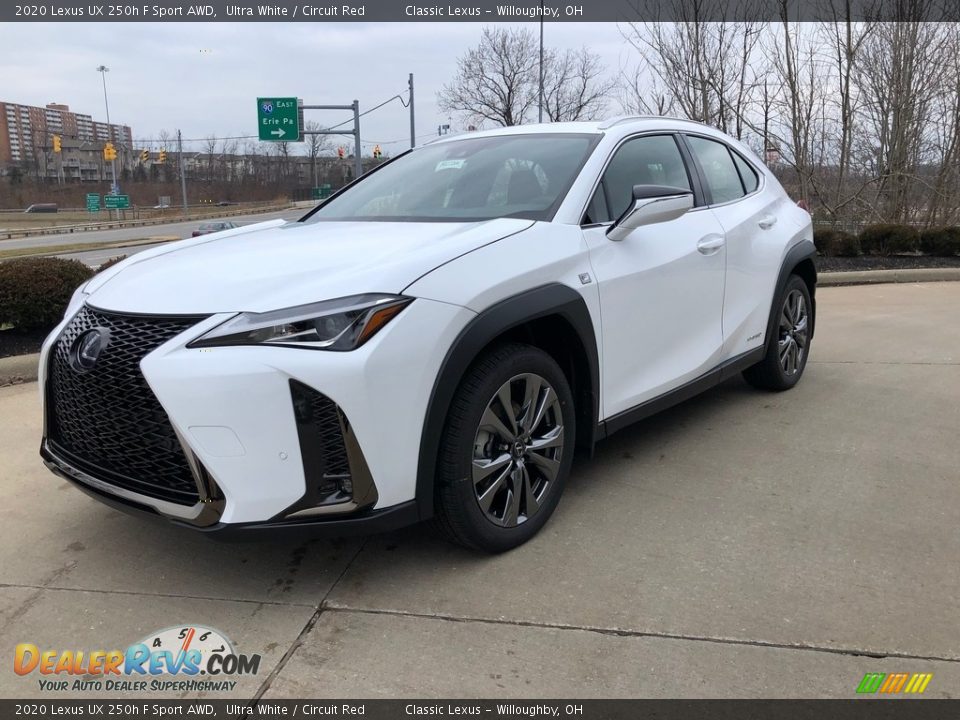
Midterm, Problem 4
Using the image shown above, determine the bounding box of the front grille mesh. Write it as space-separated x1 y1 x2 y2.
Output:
48 305 205 505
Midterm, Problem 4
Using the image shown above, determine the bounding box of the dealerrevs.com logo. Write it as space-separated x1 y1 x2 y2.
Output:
14 625 261 693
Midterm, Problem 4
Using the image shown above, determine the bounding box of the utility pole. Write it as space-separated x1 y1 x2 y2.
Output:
300 101 364 180
178 129 188 213
352 100 362 179
96 65 119 218
409 73 416 149
538 1 545 123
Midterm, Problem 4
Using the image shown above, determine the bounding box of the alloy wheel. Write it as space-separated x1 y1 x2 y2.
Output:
778 288 809 376
471 373 564 528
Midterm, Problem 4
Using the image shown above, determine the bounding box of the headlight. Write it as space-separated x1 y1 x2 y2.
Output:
189 294 412 351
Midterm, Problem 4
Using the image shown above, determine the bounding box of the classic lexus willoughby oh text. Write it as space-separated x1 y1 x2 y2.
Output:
40 117 816 552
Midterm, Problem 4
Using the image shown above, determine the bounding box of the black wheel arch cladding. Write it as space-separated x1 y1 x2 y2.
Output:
415 283 599 520
766 239 817 351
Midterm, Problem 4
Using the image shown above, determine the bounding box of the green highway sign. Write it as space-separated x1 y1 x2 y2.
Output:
104 194 130 210
86 193 100 212
257 97 302 142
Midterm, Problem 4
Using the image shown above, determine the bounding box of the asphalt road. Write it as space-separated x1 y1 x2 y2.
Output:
0 282 957 699
0 208 307 252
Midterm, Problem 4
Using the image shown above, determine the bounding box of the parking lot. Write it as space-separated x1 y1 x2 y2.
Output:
1 281 957 699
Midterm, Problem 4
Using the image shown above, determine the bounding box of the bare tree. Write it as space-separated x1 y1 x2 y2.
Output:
542 47 614 122
219 137 238 182
203 134 218 181
620 2 763 137
304 121 331 187
157 129 174 182
618 63 675 116
765 12 826 205
854 16 951 222
925 25 960 224
438 27 539 127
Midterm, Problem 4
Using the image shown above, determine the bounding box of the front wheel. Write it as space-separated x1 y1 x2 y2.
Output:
434 343 576 553
743 274 813 391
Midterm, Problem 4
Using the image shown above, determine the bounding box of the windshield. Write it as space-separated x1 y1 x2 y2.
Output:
304 133 598 223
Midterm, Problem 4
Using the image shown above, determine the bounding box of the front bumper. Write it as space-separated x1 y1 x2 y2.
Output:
39 297 476 532
42 441 419 540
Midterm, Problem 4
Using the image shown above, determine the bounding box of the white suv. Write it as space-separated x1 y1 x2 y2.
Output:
39 118 815 552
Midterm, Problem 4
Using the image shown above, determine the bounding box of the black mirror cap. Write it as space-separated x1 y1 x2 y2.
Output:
632 184 694 200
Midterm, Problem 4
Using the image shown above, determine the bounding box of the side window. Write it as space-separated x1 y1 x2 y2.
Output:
686 136 745 204
732 151 759 194
584 135 691 224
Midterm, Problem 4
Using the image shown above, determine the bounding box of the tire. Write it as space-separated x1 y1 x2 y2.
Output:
743 274 813 391
433 342 576 553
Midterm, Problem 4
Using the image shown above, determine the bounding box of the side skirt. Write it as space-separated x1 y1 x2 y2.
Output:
596 347 764 440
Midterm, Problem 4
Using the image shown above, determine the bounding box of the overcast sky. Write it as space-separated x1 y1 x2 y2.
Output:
0 22 635 155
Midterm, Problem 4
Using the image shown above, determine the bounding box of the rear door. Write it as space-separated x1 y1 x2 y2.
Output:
683 134 784 357
581 133 727 419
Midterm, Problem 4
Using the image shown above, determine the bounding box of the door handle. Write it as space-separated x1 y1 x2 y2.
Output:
758 215 778 230
696 235 725 255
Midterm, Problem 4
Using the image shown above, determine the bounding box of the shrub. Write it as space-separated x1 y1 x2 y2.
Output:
0 257 94 332
97 255 128 273
813 228 860 257
919 227 960 257
858 224 920 256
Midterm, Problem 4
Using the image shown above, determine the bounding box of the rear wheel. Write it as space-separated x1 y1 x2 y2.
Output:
434 343 576 552
743 274 812 391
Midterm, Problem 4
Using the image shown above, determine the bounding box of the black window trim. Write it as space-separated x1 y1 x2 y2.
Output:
678 132 766 209
579 131 706 228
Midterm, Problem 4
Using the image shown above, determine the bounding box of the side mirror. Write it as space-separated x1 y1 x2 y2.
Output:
607 185 694 242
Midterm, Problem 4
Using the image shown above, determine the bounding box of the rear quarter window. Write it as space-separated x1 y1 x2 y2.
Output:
732 151 760 194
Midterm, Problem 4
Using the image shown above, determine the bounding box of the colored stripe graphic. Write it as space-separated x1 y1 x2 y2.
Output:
904 673 933 694
880 673 909 693
857 672 933 694
857 673 886 694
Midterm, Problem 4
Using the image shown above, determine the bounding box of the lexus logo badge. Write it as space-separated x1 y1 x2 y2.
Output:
70 328 109 372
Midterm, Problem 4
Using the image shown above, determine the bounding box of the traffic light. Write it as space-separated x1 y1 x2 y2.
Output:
337 146 345 159
157 149 167 164
373 145 382 159
103 142 117 161
140 149 149 163
52 135 61 153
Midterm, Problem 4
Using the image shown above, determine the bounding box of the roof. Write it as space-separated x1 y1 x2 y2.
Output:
425 115 718 145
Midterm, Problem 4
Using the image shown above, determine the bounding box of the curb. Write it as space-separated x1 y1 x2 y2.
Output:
818 268 960 286
0 353 39 388
1 270 956 387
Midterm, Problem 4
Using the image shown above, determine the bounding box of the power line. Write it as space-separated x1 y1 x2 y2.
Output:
133 87 414 145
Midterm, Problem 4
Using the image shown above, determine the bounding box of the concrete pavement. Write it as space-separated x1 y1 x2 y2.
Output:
0 282 957 699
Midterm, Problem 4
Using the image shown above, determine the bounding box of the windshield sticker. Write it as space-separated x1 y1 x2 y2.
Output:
435 159 466 171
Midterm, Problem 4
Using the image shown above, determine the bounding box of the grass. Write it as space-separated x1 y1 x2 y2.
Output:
0 201 289 231
0 235 180 261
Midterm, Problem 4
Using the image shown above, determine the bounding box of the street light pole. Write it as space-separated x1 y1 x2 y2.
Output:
96 65 119 218
538 2 545 123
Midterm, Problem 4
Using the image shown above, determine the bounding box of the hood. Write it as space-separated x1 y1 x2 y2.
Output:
85 217 533 314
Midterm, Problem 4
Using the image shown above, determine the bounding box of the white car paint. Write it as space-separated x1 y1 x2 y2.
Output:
39 117 812 533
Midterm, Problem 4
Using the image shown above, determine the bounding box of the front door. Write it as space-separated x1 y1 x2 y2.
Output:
581 134 727 419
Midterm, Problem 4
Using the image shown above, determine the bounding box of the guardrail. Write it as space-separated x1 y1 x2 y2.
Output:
0 203 299 241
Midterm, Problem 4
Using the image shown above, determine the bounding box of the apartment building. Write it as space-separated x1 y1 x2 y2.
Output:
0 100 132 179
